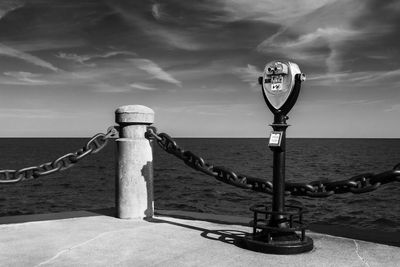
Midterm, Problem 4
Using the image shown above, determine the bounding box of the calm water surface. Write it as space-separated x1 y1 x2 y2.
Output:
0 138 399 233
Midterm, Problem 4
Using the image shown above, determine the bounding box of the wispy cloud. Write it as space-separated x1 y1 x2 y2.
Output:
0 108 73 119
349 69 400 84
3 71 54 85
260 27 359 49
308 68 400 87
384 104 400 112
56 51 136 66
258 26 362 72
151 3 162 20
232 64 261 88
151 28 204 51
90 83 133 93
113 4 205 51
218 0 333 24
5 39 86 52
0 43 60 71
0 58 168 93
129 82 157 91
0 0 24 18
129 58 182 86
56 53 92 65
255 0 371 74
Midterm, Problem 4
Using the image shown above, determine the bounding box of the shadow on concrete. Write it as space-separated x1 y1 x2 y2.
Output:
146 216 247 248
155 209 400 248
142 160 154 218
155 210 250 226
201 229 247 245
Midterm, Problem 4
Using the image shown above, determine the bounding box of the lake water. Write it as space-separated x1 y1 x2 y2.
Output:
0 138 399 233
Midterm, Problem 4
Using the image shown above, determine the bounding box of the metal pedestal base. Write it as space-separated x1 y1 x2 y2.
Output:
236 233 313 254
236 203 313 254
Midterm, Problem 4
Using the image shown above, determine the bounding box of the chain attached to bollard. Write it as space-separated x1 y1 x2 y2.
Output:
146 127 400 198
0 126 119 184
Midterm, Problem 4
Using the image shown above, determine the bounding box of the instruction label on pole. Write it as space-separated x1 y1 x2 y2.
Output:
268 131 283 147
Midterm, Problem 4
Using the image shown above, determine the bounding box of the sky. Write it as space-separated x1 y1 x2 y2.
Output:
0 0 399 138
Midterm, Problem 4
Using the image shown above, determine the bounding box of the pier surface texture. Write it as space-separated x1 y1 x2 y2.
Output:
0 211 399 267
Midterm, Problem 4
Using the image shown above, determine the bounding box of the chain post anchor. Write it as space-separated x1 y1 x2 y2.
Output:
105 126 120 139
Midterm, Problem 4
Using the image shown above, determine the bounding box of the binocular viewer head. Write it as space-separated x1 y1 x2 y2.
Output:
259 60 305 116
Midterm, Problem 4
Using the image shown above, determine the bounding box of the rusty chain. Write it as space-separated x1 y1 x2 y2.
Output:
146 127 400 198
0 126 119 184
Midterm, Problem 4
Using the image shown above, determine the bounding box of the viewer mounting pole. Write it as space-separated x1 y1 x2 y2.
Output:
115 105 154 219
270 113 288 227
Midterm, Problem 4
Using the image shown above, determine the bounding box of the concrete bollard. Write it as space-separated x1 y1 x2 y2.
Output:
115 105 154 219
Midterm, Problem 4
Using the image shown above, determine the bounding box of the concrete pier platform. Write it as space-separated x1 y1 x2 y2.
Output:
0 210 399 266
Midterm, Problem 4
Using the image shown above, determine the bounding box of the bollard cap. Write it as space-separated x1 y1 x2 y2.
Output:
115 105 154 124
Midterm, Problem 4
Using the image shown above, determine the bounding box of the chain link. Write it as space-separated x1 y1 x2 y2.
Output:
0 126 119 184
146 127 400 198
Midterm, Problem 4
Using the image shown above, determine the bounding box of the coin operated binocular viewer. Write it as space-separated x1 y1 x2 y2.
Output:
237 61 313 254
260 61 305 117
